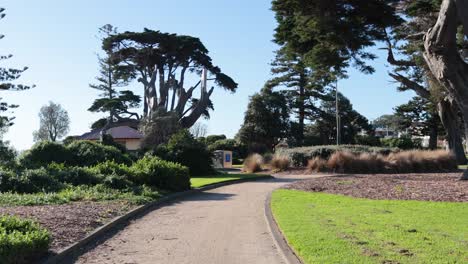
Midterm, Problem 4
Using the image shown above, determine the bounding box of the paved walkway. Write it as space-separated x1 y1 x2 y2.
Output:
76 175 313 264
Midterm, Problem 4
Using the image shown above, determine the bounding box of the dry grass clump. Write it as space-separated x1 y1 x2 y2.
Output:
307 157 328 172
243 153 264 173
307 150 458 174
386 150 458 173
270 156 290 171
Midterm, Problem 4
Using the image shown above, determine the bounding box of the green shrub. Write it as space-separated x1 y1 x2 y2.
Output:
67 140 132 167
354 135 381 146
0 168 63 194
155 130 213 176
380 137 421 150
101 134 127 153
276 145 397 166
47 163 102 186
131 156 190 191
89 161 134 189
0 141 17 169
19 141 73 169
0 215 51 264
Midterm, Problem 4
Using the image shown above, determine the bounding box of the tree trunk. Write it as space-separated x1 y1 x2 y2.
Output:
298 81 305 145
438 99 468 164
423 0 468 178
428 125 438 150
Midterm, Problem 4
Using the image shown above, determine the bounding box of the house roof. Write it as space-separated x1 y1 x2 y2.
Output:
79 126 143 140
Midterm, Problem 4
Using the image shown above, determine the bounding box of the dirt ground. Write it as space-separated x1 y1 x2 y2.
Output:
0 201 135 252
284 172 468 202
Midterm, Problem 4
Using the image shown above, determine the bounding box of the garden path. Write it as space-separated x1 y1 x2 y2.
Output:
75 174 318 264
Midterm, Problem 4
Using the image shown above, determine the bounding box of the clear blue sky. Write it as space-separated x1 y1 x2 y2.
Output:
1 0 414 150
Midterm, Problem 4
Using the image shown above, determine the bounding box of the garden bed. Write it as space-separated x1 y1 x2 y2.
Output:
284 172 468 202
0 201 135 252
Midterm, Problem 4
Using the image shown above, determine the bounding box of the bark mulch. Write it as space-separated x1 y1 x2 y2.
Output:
0 201 136 252
284 172 468 202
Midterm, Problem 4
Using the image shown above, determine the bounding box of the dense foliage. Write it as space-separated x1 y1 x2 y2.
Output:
19 140 131 168
155 130 213 176
237 89 290 153
131 156 190 191
0 215 51 264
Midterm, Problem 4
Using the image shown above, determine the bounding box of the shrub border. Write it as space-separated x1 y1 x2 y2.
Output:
42 175 273 264
264 192 303 264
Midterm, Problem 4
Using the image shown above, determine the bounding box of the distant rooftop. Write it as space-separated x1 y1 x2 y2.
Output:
79 126 143 140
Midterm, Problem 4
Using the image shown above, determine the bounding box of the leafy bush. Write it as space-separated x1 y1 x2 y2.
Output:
47 163 102 186
270 156 290 171
380 137 421 150
0 141 17 169
67 140 132 167
19 141 73 169
0 168 63 194
131 156 190 191
155 130 213 176
101 134 127 153
89 161 134 189
0 185 162 206
242 154 264 173
308 150 457 174
276 145 397 167
0 215 51 264
354 135 381 146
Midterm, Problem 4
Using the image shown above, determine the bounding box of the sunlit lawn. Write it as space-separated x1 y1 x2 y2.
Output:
190 174 264 188
271 189 468 264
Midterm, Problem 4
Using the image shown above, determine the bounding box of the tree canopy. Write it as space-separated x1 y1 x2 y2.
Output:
272 0 402 79
103 29 237 128
33 102 70 142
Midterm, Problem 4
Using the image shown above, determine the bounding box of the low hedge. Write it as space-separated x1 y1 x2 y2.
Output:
67 141 132 167
19 141 132 169
0 168 64 194
131 156 190 192
0 215 51 264
276 145 397 166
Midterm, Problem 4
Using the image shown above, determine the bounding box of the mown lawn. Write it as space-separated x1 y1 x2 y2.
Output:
271 189 468 264
190 174 264 188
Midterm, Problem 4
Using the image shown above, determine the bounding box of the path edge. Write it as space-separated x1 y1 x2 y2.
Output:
264 191 303 264
42 175 273 264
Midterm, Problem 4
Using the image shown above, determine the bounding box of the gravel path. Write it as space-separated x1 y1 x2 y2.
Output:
76 175 313 264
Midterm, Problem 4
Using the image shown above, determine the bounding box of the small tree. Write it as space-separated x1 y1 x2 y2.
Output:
237 89 290 153
33 102 70 142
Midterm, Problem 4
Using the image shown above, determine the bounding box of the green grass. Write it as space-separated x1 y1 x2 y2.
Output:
0 185 162 206
271 189 468 264
190 174 264 188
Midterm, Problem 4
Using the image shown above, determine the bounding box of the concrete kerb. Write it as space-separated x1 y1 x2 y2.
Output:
264 191 303 264
42 175 273 264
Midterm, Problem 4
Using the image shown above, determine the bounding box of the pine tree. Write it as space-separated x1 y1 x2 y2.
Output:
89 24 140 129
265 48 328 145
0 8 33 133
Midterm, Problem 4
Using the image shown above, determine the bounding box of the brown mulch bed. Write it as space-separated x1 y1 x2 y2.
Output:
0 201 135 252
284 172 468 202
